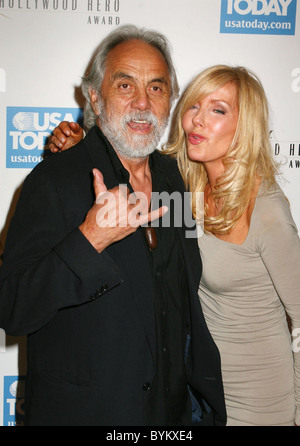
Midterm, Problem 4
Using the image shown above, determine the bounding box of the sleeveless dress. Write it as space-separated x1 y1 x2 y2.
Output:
197 183 300 426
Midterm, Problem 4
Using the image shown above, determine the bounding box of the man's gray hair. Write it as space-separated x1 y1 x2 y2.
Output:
81 24 179 130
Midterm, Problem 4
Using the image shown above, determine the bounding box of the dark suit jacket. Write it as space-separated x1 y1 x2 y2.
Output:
0 127 226 426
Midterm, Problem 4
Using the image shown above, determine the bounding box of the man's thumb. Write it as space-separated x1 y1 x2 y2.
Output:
93 168 108 201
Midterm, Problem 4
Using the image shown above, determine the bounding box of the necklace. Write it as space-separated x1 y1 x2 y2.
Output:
144 226 157 250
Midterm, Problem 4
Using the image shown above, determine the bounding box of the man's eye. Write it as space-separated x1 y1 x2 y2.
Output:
119 83 130 90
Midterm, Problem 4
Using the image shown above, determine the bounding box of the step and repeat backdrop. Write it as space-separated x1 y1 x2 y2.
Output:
0 0 299 426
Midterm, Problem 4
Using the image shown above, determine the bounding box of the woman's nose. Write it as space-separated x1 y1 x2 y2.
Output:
192 107 205 127
192 108 205 127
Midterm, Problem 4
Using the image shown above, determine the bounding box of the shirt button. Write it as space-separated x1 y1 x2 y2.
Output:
143 383 151 391
89 284 109 300
100 284 109 293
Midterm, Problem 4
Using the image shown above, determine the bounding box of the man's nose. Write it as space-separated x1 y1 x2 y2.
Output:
131 89 151 111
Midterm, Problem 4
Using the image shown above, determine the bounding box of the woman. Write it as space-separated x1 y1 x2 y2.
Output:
164 65 300 426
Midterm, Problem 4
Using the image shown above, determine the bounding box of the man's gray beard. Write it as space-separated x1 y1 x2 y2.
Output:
97 100 169 160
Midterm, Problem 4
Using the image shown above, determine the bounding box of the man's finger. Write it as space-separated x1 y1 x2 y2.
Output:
139 205 169 227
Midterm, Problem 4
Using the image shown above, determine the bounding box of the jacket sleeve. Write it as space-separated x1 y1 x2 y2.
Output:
0 163 123 336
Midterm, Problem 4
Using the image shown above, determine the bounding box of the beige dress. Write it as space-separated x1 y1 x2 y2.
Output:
198 183 300 426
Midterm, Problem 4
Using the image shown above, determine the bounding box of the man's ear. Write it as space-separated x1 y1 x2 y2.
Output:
89 88 100 115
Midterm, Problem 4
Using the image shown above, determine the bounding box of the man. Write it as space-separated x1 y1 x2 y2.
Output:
0 25 226 426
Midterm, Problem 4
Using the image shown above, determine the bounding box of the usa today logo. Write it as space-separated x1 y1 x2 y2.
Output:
3 376 25 426
6 107 83 169
220 0 297 35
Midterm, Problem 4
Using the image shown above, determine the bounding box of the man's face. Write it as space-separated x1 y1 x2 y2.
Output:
90 39 172 159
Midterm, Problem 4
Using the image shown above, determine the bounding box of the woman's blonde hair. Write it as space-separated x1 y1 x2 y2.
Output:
163 65 278 235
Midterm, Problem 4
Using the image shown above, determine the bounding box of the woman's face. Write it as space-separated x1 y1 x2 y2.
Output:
182 82 239 168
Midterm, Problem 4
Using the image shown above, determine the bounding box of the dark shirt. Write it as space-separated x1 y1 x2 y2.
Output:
102 131 191 425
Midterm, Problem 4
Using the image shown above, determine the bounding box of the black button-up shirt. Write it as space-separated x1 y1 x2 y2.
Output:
102 132 191 425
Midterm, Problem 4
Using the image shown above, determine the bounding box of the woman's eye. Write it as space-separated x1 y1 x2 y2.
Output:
214 109 225 115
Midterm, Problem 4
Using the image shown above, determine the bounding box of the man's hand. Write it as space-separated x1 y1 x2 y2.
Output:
47 121 84 153
79 169 168 253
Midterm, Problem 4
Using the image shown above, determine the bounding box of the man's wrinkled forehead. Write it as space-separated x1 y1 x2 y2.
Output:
103 40 172 87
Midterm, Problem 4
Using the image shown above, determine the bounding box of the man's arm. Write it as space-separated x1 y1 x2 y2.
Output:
0 163 167 336
0 164 122 336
